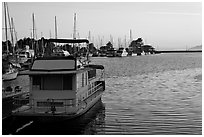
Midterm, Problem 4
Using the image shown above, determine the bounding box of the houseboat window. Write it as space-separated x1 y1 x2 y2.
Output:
32 75 41 89
82 73 84 87
85 73 87 85
63 75 72 90
42 75 62 90
88 69 96 79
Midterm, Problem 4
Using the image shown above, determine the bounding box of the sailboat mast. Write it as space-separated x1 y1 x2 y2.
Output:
49 30 52 38
6 3 14 54
73 13 76 40
55 16 57 39
124 35 127 48
118 38 121 48
11 17 18 50
130 29 132 45
88 30 91 42
4 2 9 54
73 13 77 55
11 18 15 54
32 13 35 50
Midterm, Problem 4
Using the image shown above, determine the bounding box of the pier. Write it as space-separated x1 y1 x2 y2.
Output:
155 50 202 54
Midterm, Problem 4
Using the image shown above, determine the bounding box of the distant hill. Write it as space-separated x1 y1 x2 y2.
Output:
189 45 202 50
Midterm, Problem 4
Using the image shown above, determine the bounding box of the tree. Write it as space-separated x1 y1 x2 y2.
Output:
129 38 144 54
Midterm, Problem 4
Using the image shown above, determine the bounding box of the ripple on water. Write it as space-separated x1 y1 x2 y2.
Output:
103 67 202 135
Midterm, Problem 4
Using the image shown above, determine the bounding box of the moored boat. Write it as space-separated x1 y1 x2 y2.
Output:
106 48 116 57
12 39 105 121
116 48 128 57
2 69 18 81
2 61 19 81
2 86 29 106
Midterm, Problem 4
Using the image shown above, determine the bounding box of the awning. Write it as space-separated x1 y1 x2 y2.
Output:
19 70 77 75
84 64 104 70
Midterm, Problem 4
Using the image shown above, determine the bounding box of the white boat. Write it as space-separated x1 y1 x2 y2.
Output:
2 63 18 81
116 48 128 57
121 48 128 57
18 48 35 64
2 69 18 81
12 39 105 121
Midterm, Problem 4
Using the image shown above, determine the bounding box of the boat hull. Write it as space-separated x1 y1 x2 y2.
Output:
12 93 103 122
2 71 18 81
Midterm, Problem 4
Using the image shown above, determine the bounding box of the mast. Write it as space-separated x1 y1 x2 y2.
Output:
110 35 113 44
55 16 57 39
118 38 121 48
88 30 91 42
49 30 52 38
130 29 132 45
4 2 9 54
32 13 35 50
73 13 76 40
124 35 127 48
11 17 18 51
11 18 15 54
6 3 14 54
73 13 77 55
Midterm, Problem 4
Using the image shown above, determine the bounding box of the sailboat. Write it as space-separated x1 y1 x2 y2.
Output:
2 2 18 81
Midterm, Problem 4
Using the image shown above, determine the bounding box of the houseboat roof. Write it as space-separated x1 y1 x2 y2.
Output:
19 70 77 75
48 38 89 44
30 56 77 71
19 67 93 75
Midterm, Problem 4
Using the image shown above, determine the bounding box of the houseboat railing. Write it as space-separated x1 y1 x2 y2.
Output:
14 98 76 114
87 82 103 98
77 82 104 111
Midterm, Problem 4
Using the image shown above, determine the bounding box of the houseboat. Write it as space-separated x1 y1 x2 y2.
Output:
12 39 105 121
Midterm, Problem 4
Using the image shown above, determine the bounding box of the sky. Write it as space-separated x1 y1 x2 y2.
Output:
1 2 202 50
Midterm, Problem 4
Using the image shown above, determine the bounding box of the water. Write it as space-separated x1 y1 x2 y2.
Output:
2 53 202 135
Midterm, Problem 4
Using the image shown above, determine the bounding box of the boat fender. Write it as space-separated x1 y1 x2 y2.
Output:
81 101 87 109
